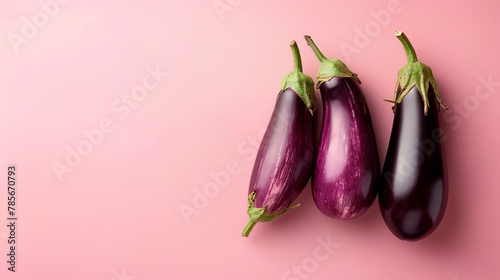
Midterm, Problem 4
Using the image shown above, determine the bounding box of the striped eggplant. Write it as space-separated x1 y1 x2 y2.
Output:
242 41 315 237
378 31 449 241
304 36 380 219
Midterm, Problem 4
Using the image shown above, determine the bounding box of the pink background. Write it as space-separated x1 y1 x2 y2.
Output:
1 0 499 279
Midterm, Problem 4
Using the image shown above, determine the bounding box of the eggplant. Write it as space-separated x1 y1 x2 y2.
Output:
304 36 380 219
378 31 449 241
242 41 315 237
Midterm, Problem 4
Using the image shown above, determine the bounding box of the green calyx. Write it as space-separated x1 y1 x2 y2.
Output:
304 35 361 87
390 31 448 115
280 40 316 115
241 191 300 237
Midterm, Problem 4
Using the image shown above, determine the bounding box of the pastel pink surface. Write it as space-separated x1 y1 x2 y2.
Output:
0 0 499 279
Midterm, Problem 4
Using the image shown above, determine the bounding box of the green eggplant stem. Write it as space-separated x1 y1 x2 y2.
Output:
391 30 449 115
396 31 418 64
304 35 327 62
290 41 303 73
242 192 301 237
303 35 361 86
279 40 316 114
242 220 257 237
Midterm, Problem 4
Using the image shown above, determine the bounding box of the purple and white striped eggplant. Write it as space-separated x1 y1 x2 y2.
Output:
242 41 316 237
304 36 380 219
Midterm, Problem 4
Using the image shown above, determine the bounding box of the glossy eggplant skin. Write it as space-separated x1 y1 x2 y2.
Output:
249 87 314 213
379 86 448 241
312 77 380 219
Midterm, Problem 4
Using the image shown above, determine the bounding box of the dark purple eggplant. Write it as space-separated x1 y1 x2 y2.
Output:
242 41 315 237
378 31 449 241
304 36 380 219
